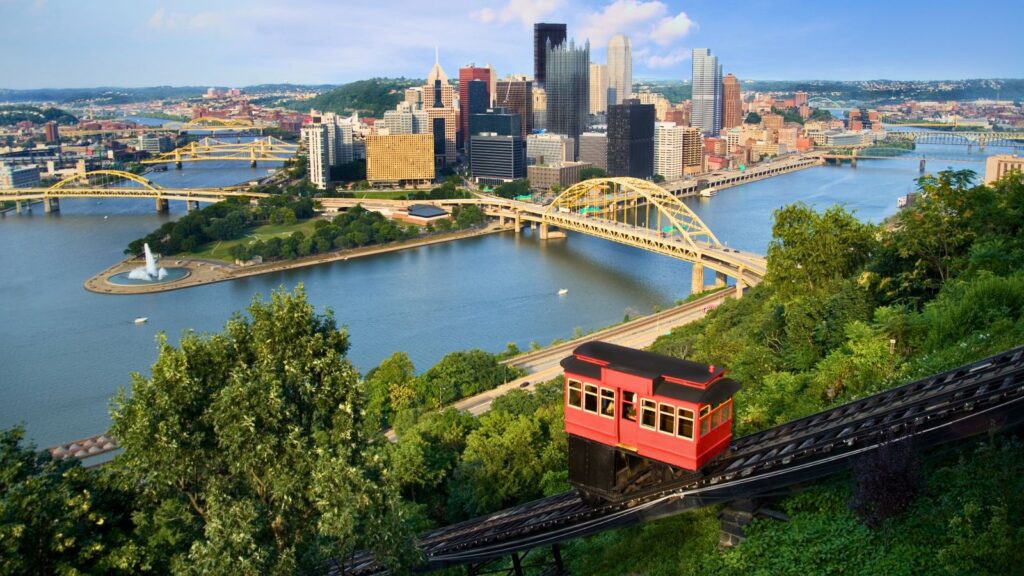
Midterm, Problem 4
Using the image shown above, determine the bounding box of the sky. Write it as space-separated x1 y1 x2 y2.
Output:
2 0 1023 89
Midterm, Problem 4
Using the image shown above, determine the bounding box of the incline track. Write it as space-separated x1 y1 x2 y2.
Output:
340 346 1024 574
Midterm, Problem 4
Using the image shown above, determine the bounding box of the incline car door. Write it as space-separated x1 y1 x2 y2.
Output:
619 390 639 449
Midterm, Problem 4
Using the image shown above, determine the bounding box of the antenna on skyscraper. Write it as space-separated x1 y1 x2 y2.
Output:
435 46 439 66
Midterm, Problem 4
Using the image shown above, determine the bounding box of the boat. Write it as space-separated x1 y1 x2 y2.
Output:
134 317 148 324
699 187 718 198
558 288 569 296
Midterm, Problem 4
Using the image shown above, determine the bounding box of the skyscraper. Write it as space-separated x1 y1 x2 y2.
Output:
692 48 722 136
589 63 608 114
459 66 493 150
607 34 632 106
681 126 703 174
722 73 742 129
534 23 566 88
546 39 589 159
495 77 533 140
301 122 329 189
463 80 490 149
607 99 654 179
423 51 457 165
654 122 684 181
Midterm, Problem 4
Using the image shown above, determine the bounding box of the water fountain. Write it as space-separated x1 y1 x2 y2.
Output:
127 243 168 281
107 242 189 286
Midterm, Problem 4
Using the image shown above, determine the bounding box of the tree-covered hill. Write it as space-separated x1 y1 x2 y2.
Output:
0 104 77 125
286 77 421 117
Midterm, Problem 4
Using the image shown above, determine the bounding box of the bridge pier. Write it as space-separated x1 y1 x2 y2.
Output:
155 198 169 213
919 158 926 173
735 268 746 298
539 222 548 240
514 213 522 234
43 197 59 213
186 200 200 212
691 263 705 294
15 200 24 214
715 271 728 289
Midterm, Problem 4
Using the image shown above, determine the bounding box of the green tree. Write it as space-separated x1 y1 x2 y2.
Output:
109 286 416 574
579 166 608 180
0 428 140 575
364 352 417 428
744 112 762 124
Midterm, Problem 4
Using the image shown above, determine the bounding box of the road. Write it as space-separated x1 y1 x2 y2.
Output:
385 289 732 440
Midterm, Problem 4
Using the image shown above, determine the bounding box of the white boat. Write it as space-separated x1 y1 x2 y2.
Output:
558 288 569 296
134 317 148 324
699 187 718 198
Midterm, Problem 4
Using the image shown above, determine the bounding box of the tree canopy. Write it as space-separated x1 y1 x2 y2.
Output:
109 286 416 574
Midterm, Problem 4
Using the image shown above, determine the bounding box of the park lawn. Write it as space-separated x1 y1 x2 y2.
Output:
183 218 322 262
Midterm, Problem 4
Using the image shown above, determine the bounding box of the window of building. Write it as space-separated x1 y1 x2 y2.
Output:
567 379 582 409
622 391 636 422
600 388 615 418
640 399 656 429
584 383 599 413
658 403 675 435
677 408 695 440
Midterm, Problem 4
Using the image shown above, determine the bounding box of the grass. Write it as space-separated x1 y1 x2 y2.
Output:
351 190 415 200
182 218 321 262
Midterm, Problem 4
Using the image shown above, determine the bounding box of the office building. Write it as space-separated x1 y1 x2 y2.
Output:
495 77 533 140
460 66 494 149
0 164 41 188
607 34 632 106
44 122 60 144
383 103 429 135
470 133 524 185
301 122 329 189
528 161 592 190
607 99 654 179
634 90 670 121
423 54 458 166
794 91 808 107
366 134 435 186
589 63 608 114
534 23 567 88
692 48 722 136
985 154 1024 185
136 133 173 154
579 132 608 170
682 126 703 174
308 110 354 165
469 107 521 139
526 133 574 165
546 39 590 158
532 87 547 131
722 73 743 129
654 122 684 181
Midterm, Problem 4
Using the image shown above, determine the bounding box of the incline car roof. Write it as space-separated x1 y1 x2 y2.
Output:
561 341 742 405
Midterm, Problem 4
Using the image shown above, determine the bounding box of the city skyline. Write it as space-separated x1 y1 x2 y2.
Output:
2 0 1023 89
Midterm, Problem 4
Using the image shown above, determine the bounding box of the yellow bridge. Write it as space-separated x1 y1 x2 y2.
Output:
0 170 269 214
2 174 764 291
325 177 767 293
141 136 299 168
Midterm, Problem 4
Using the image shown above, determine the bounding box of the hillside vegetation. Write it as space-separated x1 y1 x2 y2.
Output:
287 78 421 117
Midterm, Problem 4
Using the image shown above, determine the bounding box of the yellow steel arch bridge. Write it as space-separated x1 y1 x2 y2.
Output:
325 177 767 291
141 136 299 167
177 117 265 133
0 169 269 213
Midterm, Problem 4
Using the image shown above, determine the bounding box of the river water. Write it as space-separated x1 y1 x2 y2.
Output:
0 141 998 446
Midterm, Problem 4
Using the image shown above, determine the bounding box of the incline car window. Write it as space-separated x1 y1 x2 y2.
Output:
658 403 675 435
600 388 615 418
584 383 599 413
677 408 694 440
640 399 656 429
567 380 582 409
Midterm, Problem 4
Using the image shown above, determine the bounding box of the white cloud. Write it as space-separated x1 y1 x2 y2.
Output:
650 11 695 46
645 48 690 68
147 7 165 28
469 0 564 27
579 0 666 47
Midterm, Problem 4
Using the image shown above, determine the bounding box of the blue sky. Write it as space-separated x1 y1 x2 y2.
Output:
2 0 1022 89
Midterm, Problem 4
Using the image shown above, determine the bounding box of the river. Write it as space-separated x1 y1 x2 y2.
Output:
0 140 998 446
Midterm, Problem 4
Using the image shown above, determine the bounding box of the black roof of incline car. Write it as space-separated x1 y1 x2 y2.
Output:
561 341 742 406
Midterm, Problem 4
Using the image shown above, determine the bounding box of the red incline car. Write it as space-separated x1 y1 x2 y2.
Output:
561 341 742 503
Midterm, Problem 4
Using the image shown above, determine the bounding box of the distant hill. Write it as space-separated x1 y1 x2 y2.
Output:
285 78 422 118
0 104 77 125
636 78 1024 105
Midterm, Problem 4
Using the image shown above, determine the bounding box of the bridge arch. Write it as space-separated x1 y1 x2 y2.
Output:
544 177 722 252
49 170 163 191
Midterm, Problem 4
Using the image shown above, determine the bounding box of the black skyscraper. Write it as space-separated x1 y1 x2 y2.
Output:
534 23 566 89
607 99 655 179
546 39 589 159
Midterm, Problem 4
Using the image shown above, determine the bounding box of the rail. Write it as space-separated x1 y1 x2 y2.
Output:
339 345 1024 573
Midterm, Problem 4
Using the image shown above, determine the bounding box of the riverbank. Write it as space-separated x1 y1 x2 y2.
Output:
84 223 510 295
666 154 824 198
